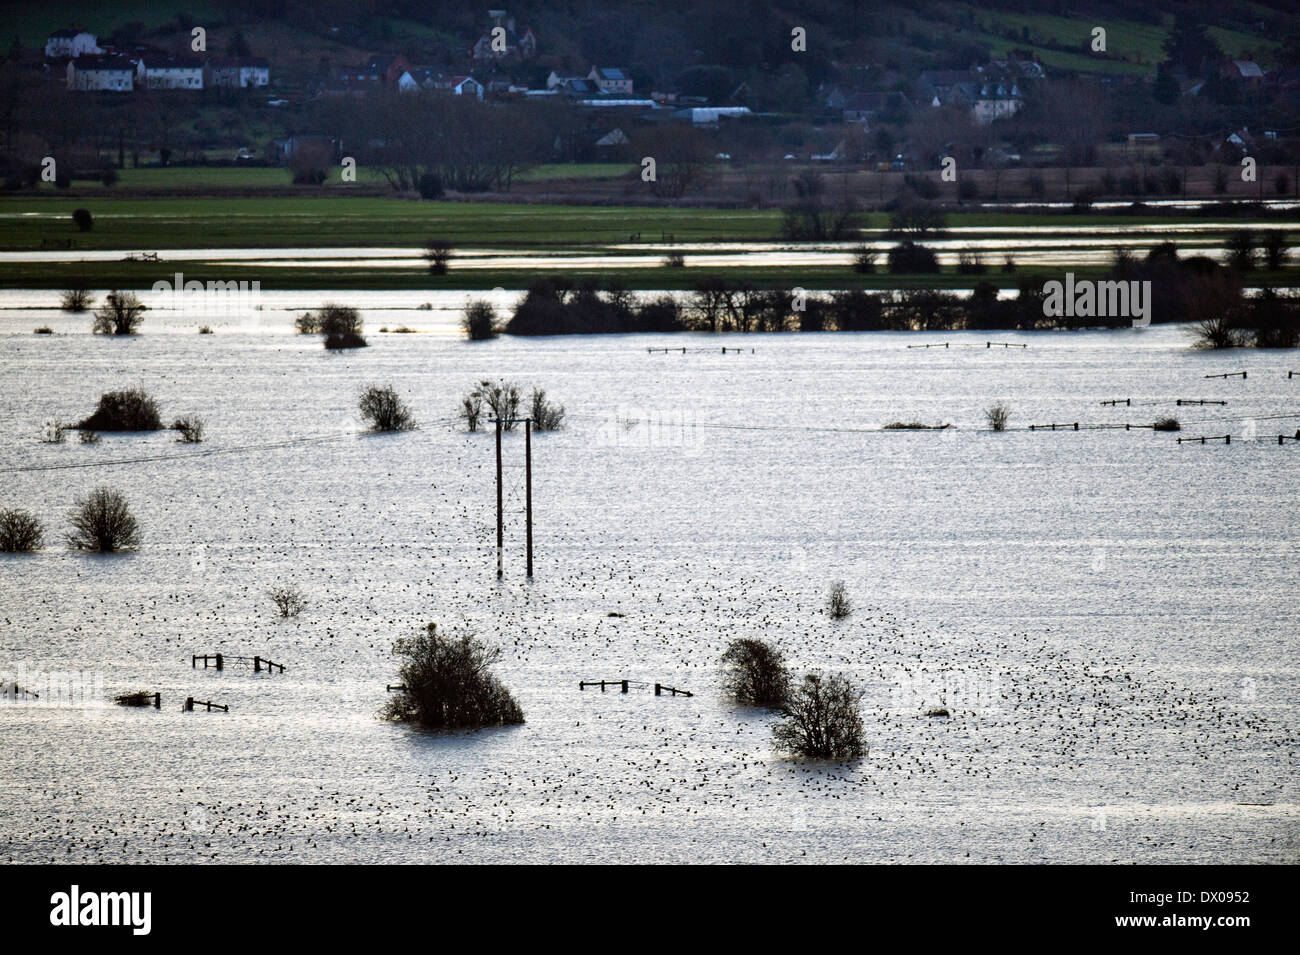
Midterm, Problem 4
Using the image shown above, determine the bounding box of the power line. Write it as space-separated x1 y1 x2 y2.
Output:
0 417 460 474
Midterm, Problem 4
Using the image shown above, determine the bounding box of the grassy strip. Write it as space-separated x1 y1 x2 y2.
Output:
0 260 1210 291
0 196 1279 251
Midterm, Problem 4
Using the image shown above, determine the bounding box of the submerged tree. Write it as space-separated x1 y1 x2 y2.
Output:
268 584 308 619
721 638 790 707
66 487 140 552
92 291 146 335
773 673 867 760
382 623 524 730
461 300 498 340
359 384 415 431
826 580 852 619
0 507 44 552
985 402 1011 431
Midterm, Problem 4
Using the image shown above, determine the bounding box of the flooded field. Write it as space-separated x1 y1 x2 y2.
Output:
0 220 1291 272
0 316 1296 863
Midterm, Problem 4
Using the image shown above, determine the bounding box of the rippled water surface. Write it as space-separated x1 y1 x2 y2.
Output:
1 317 1296 863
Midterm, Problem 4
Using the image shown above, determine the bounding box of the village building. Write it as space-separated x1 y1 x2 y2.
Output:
137 54 205 90
45 28 102 59
66 55 134 92
206 57 270 89
587 67 633 94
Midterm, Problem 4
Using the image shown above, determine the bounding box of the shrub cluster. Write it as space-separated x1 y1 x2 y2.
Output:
77 388 163 431
721 636 866 761
359 384 416 431
65 487 140 552
382 623 524 729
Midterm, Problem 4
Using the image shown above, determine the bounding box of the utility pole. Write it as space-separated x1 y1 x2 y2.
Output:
492 416 534 578
495 417 503 578
525 418 533 578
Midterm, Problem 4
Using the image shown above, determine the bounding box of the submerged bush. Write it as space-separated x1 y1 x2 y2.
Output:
324 330 367 349
986 402 1011 431
851 246 877 274
721 638 790 707
359 384 415 431
425 240 453 275
826 580 852 619
268 584 307 619
773 673 867 760
461 393 483 432
887 241 940 274
461 300 499 341
1153 417 1181 432
172 414 205 443
466 380 521 431
529 388 565 431
66 487 140 552
77 388 163 431
382 623 524 730
60 288 92 313
0 508 44 552
92 291 146 335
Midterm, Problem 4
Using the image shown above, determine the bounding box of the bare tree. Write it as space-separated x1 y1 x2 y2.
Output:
60 288 92 313
66 487 140 552
721 638 790 707
92 291 146 335
460 393 483 432
0 507 44 552
382 623 524 729
773 673 867 760
467 380 522 430
827 580 852 619
268 584 308 619
529 388 565 431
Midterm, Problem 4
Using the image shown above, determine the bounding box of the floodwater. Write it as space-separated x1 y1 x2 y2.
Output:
0 314 1296 863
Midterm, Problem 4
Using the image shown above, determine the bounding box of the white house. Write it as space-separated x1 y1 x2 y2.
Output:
435 75 483 99
137 55 204 90
206 57 270 89
970 82 1022 124
45 29 102 59
66 56 134 91
587 67 633 94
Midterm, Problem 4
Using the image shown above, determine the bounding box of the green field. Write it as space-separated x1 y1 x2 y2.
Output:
41 164 638 192
1 196 1269 251
962 5 1279 75
0 198 781 248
